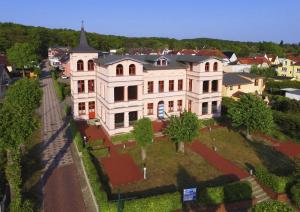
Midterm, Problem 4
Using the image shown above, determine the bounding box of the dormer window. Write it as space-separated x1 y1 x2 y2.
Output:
156 57 168 66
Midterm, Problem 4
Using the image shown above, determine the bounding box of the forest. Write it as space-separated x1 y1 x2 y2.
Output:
0 22 300 59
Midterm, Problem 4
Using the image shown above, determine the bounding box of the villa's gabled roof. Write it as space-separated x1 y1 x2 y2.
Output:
223 73 253 86
71 25 98 53
223 51 235 59
96 55 220 70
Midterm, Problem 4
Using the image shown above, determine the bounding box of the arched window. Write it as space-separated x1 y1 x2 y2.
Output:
88 60 94 71
116 64 123 76
129 64 136 75
213 62 218 72
77 60 84 71
205 62 210 72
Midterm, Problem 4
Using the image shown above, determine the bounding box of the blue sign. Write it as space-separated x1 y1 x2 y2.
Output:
183 188 197 202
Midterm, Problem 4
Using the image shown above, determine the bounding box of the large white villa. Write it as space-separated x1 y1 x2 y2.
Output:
70 26 223 135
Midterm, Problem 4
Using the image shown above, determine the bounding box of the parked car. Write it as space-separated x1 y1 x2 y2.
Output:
61 75 68 79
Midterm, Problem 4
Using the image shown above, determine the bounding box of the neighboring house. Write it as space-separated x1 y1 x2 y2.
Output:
222 72 264 98
223 51 238 63
0 65 11 99
177 49 228 63
48 47 70 68
61 55 71 77
264 54 280 65
223 62 252 73
277 57 300 80
238 57 271 68
70 26 223 136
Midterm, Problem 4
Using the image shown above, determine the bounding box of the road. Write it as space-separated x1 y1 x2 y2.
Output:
40 66 86 212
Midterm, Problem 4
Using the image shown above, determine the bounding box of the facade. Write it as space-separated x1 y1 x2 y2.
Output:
238 57 271 68
70 27 223 135
48 47 70 67
277 58 300 80
222 72 264 98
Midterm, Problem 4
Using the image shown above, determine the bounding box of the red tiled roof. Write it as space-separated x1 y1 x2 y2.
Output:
238 57 271 65
288 56 300 63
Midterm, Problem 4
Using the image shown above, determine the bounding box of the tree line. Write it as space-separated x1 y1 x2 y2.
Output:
0 22 300 59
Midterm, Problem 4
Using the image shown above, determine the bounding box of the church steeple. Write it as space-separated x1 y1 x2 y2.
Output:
71 22 98 53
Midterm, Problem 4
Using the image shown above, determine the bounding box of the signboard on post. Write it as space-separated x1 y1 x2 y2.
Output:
183 188 197 202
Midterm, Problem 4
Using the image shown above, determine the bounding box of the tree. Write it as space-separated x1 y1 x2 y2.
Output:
164 111 200 153
228 94 274 138
132 118 154 161
0 79 42 211
7 42 39 77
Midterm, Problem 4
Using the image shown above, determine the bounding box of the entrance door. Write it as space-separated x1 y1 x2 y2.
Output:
158 101 164 119
88 101 96 119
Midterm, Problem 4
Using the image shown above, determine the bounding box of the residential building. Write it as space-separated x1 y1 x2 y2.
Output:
70 26 223 135
223 51 238 63
222 72 264 99
238 57 271 68
48 47 70 67
177 49 228 63
264 54 280 65
277 57 300 80
0 65 11 99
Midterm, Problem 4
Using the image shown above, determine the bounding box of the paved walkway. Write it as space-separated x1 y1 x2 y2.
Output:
41 76 86 212
188 141 250 180
76 121 143 188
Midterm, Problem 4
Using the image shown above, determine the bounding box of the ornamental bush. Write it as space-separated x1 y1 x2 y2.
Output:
224 182 252 203
123 192 181 212
273 111 300 140
291 182 300 208
255 166 289 193
201 186 224 205
252 200 294 212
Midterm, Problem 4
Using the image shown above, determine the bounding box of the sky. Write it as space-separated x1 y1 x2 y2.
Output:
0 0 300 43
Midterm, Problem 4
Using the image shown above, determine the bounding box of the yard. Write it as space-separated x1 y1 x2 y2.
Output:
113 137 232 194
199 127 295 176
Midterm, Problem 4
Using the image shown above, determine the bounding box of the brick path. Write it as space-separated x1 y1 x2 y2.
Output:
188 141 250 180
41 76 85 212
76 121 143 188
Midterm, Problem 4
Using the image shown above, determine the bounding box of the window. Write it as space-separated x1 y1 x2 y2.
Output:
203 81 209 93
78 102 86 115
213 62 218 72
129 64 136 75
188 100 192 112
147 103 154 115
212 80 218 92
168 101 174 112
128 86 137 100
159 81 164 93
238 85 241 89
78 80 85 93
212 101 218 114
230 86 233 90
157 58 168 66
114 87 124 102
89 101 95 112
88 80 94 93
202 102 208 115
115 113 124 128
190 62 193 71
129 111 138 126
116 64 123 76
88 60 94 71
169 80 174 91
77 60 84 71
148 81 154 93
177 100 182 112
178 79 183 91
161 59 167 66
189 79 193 92
255 79 259 86
205 62 210 72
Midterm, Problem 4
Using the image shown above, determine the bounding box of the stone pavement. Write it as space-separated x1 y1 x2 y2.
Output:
40 76 86 212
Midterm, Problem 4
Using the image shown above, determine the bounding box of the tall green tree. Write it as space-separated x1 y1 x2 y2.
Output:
228 94 274 138
0 79 42 211
164 111 200 153
133 118 154 161
7 42 39 77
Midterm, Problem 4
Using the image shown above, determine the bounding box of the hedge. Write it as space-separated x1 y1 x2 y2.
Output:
200 182 252 205
111 132 134 144
273 111 300 140
52 75 64 101
290 182 300 208
255 166 290 193
123 192 181 212
252 200 294 212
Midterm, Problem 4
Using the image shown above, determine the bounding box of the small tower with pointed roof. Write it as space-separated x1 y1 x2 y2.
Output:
70 23 98 120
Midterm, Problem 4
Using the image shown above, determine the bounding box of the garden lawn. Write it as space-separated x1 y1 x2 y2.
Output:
199 128 295 176
114 138 232 194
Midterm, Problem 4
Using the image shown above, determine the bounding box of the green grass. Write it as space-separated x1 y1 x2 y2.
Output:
91 148 110 158
87 139 104 147
114 138 230 193
111 132 134 144
199 128 295 176
21 124 43 211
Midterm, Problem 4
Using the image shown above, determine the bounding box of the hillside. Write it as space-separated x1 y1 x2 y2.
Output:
0 22 299 58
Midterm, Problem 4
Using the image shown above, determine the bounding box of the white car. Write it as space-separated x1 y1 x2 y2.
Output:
61 75 68 79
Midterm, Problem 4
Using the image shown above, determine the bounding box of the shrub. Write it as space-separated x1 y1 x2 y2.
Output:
53 78 64 101
273 111 300 140
224 182 252 203
123 192 181 212
63 104 71 117
201 186 224 205
255 166 289 193
291 182 300 208
252 200 294 212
